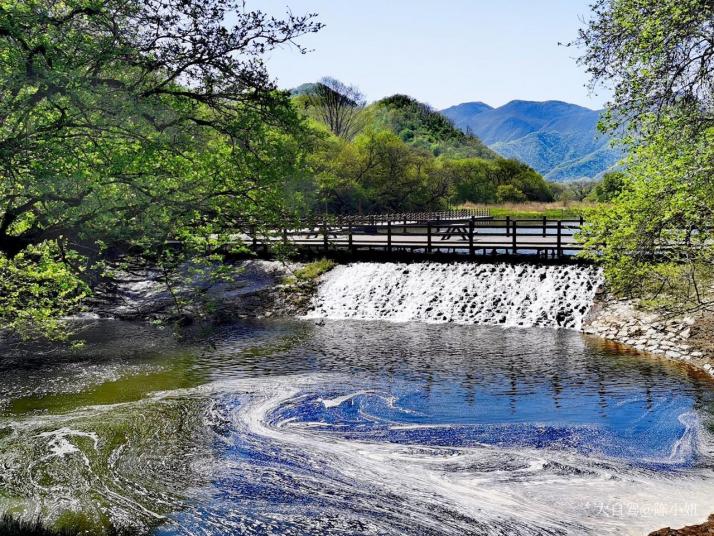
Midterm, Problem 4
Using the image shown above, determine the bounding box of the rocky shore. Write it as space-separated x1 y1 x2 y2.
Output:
87 259 317 324
583 293 714 378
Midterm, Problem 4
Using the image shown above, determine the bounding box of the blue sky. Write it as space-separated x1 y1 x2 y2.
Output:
247 0 609 110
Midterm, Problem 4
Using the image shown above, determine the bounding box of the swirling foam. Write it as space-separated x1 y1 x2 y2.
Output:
155 375 714 536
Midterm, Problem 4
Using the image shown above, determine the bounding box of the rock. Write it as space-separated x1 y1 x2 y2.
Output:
648 513 714 535
87 259 321 323
584 291 713 376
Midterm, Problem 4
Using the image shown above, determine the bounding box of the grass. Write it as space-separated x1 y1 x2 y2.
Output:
460 201 595 219
284 258 336 285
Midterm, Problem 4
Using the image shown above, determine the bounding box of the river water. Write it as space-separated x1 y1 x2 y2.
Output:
1 318 713 535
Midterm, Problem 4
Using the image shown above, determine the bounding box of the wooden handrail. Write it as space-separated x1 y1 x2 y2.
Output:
240 214 587 259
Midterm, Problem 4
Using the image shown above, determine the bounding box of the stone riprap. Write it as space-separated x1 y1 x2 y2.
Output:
584 297 714 377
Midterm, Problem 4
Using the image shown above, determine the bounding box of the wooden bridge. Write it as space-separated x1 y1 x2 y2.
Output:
242 209 585 259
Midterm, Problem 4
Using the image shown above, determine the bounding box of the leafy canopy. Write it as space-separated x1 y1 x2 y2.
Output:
577 0 714 313
0 0 321 335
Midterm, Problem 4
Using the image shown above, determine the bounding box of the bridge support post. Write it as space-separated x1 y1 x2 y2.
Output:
512 220 517 255
542 216 547 237
251 224 257 249
506 216 511 236
322 221 328 253
469 216 475 258
348 222 354 253
427 222 432 254
387 220 392 253
557 220 563 257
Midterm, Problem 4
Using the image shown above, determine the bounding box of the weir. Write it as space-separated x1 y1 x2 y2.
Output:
305 262 603 330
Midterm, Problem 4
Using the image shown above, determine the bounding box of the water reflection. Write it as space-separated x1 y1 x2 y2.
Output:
198 320 714 420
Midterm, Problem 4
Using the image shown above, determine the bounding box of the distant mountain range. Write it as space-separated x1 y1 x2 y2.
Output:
441 100 622 181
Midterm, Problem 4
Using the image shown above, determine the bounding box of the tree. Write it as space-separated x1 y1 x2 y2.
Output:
443 159 498 204
0 242 89 341
591 171 625 202
577 0 714 130
315 130 437 213
0 0 322 335
306 77 366 139
496 184 527 203
0 0 322 256
559 180 597 202
577 0 714 313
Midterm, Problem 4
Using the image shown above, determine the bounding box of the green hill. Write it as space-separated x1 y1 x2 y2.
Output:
291 86 498 160
287 86 554 213
370 95 498 160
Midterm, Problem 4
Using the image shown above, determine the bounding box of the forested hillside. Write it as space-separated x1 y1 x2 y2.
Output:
441 99 622 181
291 82 554 214
369 95 497 159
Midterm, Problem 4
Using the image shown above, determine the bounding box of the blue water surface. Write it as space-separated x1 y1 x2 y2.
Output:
156 320 714 536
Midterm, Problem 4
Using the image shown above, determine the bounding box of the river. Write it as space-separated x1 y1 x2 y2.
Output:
1 318 712 535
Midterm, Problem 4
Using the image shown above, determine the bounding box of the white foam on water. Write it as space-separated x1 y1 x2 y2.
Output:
198 375 714 536
36 428 99 458
4 373 713 535
321 391 372 408
305 262 603 330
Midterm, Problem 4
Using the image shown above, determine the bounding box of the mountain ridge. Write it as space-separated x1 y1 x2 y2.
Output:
441 99 621 181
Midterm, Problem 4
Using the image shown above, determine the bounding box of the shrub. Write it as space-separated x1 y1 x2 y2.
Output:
495 184 527 203
293 259 336 281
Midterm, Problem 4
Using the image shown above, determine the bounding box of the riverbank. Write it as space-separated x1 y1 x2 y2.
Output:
584 292 714 378
87 259 319 324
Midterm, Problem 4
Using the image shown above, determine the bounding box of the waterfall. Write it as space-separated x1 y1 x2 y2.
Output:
305 262 602 329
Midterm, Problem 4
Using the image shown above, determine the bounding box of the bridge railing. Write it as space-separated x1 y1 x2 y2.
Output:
331 208 491 224
236 208 492 229
243 215 586 258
